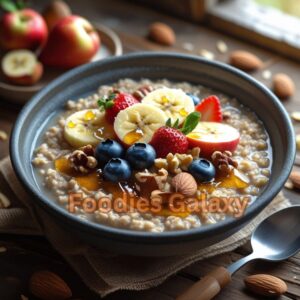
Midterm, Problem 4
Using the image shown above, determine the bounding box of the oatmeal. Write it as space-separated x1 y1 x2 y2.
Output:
32 79 272 232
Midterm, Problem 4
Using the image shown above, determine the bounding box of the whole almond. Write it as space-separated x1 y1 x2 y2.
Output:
244 274 287 297
289 171 300 189
171 172 197 196
29 270 72 300
229 50 262 71
273 73 295 99
148 22 175 46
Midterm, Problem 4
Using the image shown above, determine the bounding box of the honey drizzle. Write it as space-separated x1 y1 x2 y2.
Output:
123 129 144 145
54 157 250 217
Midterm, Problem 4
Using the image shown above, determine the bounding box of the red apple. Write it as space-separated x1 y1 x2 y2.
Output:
0 9 48 50
39 15 100 69
187 122 240 158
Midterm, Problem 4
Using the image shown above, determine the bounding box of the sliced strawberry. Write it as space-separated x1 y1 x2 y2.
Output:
195 95 222 122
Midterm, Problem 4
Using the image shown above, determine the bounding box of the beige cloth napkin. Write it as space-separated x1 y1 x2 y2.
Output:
0 156 291 297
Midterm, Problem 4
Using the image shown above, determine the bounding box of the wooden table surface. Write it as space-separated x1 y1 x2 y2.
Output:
0 0 299 299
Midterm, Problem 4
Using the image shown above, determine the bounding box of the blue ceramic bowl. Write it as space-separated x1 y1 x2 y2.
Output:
10 53 295 256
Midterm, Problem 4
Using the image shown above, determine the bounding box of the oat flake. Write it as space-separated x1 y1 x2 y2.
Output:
199 49 215 60
284 180 294 190
0 130 7 141
291 112 300 122
262 70 272 80
0 192 10 208
182 42 194 52
216 40 228 53
0 246 7 253
296 135 300 150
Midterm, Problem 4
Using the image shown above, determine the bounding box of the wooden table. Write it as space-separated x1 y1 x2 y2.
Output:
0 0 299 299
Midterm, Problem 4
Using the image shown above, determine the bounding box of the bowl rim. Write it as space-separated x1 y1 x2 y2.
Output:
10 52 296 243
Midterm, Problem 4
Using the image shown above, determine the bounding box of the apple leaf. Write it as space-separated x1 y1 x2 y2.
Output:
181 112 201 135
0 0 17 12
0 0 27 11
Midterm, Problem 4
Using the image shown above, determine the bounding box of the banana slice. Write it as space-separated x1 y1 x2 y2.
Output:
142 87 194 124
64 109 115 148
114 103 167 145
2 50 37 77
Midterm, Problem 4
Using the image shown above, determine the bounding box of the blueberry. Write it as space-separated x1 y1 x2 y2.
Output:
103 158 131 182
126 143 156 170
95 139 124 165
187 93 201 106
188 159 216 182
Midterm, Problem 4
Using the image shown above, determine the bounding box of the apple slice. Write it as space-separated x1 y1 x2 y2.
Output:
1 50 43 86
187 122 240 157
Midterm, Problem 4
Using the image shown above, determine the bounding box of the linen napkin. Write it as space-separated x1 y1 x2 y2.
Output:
0 156 291 297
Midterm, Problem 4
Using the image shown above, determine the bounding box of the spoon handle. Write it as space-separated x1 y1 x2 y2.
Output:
176 267 231 300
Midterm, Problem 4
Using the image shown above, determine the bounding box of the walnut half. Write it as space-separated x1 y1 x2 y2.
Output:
69 145 98 174
154 148 200 174
211 150 238 176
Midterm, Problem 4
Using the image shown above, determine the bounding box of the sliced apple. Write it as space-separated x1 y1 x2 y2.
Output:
187 122 240 157
1 50 43 85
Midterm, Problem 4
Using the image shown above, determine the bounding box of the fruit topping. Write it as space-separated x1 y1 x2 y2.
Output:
142 87 195 124
133 85 154 101
195 95 222 122
64 109 114 148
150 126 188 158
126 143 156 170
95 139 124 165
150 112 200 158
211 150 238 176
2 50 43 85
186 93 201 106
98 92 139 124
114 103 167 145
103 158 132 183
187 122 240 157
188 159 216 182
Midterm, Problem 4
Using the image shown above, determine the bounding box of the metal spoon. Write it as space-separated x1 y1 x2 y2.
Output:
177 205 300 300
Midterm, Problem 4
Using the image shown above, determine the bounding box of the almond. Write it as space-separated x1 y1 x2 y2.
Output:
229 50 262 71
296 134 300 151
289 171 300 189
171 172 197 196
273 73 295 99
29 270 72 300
0 130 8 141
244 274 287 297
148 22 175 46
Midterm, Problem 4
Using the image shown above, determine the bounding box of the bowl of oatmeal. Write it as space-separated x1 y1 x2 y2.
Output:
10 52 295 256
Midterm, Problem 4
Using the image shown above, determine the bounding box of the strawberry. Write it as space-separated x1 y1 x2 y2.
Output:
150 126 188 158
98 92 139 124
195 95 222 122
150 112 200 158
